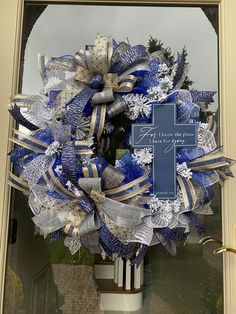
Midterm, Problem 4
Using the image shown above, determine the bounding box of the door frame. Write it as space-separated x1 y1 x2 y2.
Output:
1 0 236 312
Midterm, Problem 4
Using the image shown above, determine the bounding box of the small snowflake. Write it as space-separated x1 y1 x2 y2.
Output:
44 76 62 91
198 122 209 130
55 165 63 176
133 148 153 165
115 159 121 168
148 195 163 214
159 75 173 90
176 162 192 179
147 86 167 103
76 116 91 140
158 63 169 75
147 191 183 223
45 141 61 156
148 196 173 222
65 181 84 196
123 94 152 120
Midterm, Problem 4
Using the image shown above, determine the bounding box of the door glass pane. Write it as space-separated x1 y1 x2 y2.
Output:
4 4 221 314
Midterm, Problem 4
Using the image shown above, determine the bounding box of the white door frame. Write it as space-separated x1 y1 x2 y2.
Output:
1 0 236 312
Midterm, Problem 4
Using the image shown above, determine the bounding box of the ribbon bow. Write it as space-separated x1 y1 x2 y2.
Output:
74 34 149 140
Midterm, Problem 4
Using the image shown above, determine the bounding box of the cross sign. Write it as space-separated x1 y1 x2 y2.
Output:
131 103 197 199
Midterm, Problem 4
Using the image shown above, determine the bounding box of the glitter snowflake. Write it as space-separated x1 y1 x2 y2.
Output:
159 75 173 91
123 94 152 120
147 192 183 223
55 165 63 176
147 74 173 103
133 148 153 165
158 63 169 75
44 76 62 92
176 162 192 179
76 116 91 140
65 181 84 197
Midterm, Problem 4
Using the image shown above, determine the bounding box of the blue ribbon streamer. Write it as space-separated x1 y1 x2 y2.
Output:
111 45 148 75
98 218 134 257
61 142 77 185
9 106 38 131
65 87 96 132
184 211 205 235
173 52 186 88
190 90 216 103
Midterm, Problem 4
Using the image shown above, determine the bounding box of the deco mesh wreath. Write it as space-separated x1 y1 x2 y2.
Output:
9 34 234 266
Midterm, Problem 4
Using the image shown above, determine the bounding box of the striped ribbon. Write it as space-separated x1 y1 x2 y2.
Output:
89 104 106 140
106 94 127 119
74 139 94 156
13 129 48 149
104 175 151 201
82 162 125 189
216 165 234 185
10 94 32 108
177 175 197 210
8 172 29 195
115 75 137 93
9 137 45 154
43 166 85 200
188 153 233 171
9 129 49 154
82 163 99 178
102 164 125 189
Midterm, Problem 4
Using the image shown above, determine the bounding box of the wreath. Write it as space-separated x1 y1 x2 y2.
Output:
9 34 234 265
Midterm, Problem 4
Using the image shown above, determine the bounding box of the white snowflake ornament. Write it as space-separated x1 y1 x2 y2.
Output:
123 94 152 120
133 148 153 165
176 162 193 179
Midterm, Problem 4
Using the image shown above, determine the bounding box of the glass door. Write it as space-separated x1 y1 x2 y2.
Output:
1 1 236 314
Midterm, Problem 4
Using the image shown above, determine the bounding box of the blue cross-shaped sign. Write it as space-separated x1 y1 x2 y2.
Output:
131 103 197 199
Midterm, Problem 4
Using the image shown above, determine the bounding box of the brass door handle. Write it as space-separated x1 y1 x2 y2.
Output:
199 236 222 246
213 246 236 255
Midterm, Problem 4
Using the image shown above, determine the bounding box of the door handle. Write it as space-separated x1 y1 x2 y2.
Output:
199 236 222 246
213 246 236 255
199 236 236 255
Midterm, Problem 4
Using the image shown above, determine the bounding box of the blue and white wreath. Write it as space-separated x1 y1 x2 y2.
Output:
9 34 234 265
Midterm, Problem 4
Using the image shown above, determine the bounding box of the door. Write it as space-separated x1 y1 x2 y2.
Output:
0 1 236 313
